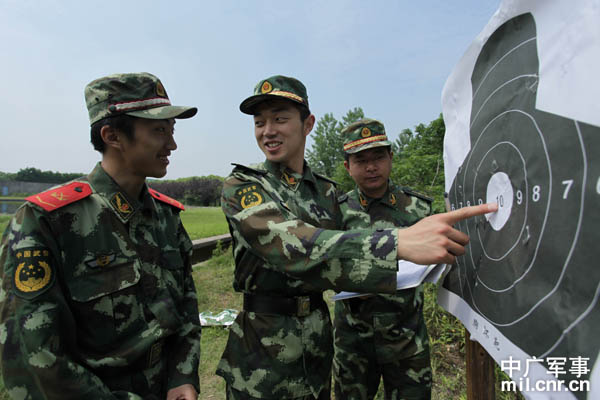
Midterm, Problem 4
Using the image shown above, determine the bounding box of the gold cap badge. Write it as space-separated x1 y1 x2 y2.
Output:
156 81 167 97
261 81 273 94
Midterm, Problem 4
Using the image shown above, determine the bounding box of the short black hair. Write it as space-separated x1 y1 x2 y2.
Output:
90 114 137 153
295 104 310 122
251 99 311 122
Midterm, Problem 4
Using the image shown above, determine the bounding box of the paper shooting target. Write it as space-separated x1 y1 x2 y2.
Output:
443 11 600 387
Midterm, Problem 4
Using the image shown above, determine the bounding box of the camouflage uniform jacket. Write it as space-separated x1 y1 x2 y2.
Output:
217 160 399 399
0 163 201 399
338 182 432 309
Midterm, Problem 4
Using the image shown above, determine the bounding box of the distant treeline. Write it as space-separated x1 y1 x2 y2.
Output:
0 168 224 207
148 176 224 207
0 168 84 184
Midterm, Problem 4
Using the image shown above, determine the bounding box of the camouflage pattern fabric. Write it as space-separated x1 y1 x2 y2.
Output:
239 75 309 114
0 163 201 399
341 118 393 155
334 183 433 400
217 160 400 399
85 72 197 125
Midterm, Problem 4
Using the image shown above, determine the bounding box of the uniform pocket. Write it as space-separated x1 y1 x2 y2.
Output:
68 257 140 302
66 257 142 349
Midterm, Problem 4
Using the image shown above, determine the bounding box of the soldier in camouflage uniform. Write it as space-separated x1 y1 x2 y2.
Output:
218 76 401 400
0 73 201 400
218 75 497 400
334 119 432 400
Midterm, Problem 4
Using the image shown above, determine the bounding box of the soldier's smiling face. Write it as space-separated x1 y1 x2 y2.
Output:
119 118 177 179
253 99 314 173
345 146 393 198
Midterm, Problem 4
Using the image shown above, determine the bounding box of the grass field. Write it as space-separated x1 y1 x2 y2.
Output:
180 206 229 240
0 206 228 241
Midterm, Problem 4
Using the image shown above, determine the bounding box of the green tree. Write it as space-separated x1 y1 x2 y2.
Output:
393 128 414 158
306 107 365 178
391 114 446 213
331 162 355 194
13 167 83 183
0 171 16 181
15 167 44 182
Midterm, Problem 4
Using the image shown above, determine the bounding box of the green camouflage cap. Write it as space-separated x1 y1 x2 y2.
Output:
342 118 392 154
84 72 197 125
239 75 309 114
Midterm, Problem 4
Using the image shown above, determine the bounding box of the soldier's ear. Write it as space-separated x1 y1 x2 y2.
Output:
302 114 315 137
344 160 350 173
100 125 122 151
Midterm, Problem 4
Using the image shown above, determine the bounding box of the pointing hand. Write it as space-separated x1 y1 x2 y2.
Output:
396 203 498 265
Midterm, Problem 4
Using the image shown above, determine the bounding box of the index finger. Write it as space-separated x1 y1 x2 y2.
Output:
442 203 498 224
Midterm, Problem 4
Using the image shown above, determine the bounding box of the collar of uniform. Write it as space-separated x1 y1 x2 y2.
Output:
140 185 160 216
356 180 397 210
87 162 144 223
263 159 317 190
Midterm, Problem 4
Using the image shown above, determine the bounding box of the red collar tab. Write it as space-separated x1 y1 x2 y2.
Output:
26 182 92 212
148 188 185 211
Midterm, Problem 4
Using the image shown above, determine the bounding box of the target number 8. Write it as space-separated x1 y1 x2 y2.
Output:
515 185 542 204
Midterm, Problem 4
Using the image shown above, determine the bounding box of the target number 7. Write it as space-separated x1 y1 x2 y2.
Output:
562 179 574 199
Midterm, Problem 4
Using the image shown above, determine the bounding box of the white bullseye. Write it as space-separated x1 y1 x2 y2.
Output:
486 172 513 231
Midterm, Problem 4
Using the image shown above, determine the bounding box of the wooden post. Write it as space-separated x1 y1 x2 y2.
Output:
465 328 496 400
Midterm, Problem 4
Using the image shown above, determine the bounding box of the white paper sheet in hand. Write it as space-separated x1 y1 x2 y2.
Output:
331 261 449 301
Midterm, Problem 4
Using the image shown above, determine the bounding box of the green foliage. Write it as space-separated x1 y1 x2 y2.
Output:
13 167 83 183
0 172 16 181
306 107 365 177
150 176 224 206
331 162 355 194
391 114 446 213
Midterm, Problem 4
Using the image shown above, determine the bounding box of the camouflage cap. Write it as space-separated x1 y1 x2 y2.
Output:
239 75 309 114
84 72 197 125
341 118 392 154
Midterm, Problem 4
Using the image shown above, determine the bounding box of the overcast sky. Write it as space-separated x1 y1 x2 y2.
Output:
1 0 500 179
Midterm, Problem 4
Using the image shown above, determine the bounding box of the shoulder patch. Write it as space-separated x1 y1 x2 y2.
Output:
13 248 55 299
313 172 338 186
148 188 185 210
25 182 92 212
231 163 267 176
235 184 265 209
401 187 433 204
